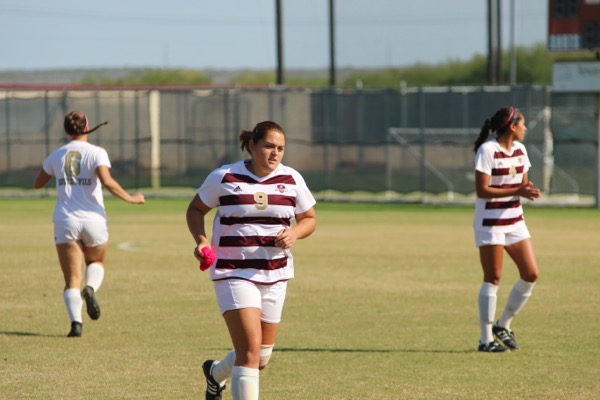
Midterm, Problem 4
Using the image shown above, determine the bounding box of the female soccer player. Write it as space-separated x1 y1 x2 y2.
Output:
34 111 145 337
186 121 317 400
473 106 541 352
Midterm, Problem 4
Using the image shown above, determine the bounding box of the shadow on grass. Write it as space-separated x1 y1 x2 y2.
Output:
0 331 64 338
267 347 473 354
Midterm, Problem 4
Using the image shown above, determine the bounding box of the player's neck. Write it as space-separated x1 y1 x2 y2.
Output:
496 136 513 152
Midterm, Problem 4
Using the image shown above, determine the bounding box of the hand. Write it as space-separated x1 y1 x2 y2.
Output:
518 181 541 201
274 228 298 249
131 193 145 204
194 245 216 271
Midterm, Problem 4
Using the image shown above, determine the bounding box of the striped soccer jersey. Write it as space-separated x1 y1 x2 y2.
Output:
473 139 531 233
197 160 316 284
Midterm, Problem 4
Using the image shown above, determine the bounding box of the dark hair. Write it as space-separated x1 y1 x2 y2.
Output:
64 111 108 136
239 121 285 153
473 106 522 152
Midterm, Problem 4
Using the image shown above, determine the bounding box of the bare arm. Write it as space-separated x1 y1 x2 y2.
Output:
475 171 541 201
274 207 317 249
33 170 53 189
96 165 145 204
186 194 213 261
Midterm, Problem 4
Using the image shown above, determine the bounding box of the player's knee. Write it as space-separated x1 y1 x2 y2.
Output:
258 344 274 370
521 268 539 283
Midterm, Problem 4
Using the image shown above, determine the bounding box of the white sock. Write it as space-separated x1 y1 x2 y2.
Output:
478 282 499 344
212 350 235 384
498 279 536 330
231 366 259 400
85 262 105 292
63 288 83 323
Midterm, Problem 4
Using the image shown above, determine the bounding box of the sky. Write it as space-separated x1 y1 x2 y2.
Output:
0 0 548 71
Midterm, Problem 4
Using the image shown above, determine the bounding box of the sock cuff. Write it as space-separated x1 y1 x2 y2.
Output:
480 281 499 296
515 278 536 295
232 366 259 378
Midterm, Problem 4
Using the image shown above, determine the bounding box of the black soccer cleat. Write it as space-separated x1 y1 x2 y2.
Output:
478 340 510 353
68 321 83 337
82 286 101 320
493 323 519 350
202 360 226 400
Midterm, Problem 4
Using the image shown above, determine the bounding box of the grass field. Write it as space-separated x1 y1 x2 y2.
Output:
1 198 599 399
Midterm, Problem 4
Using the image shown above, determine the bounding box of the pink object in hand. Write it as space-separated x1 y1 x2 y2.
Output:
199 246 216 271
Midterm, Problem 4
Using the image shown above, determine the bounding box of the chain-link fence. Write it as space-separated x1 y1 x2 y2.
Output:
0 84 596 205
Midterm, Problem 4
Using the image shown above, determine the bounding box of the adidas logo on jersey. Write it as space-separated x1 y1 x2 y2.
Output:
233 186 242 192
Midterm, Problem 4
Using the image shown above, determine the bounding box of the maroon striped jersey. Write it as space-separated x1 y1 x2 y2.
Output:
197 160 316 284
473 139 531 233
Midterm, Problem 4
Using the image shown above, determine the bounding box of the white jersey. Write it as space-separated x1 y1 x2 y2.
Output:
473 139 531 233
197 160 316 284
42 141 111 222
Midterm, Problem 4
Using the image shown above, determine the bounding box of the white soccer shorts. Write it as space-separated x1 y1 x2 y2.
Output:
213 279 288 324
475 225 531 247
54 220 109 247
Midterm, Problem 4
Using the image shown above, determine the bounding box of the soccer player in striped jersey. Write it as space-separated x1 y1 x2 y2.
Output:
472 106 541 353
187 121 317 400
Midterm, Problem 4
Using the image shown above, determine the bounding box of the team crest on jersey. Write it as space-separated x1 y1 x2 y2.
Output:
276 184 286 193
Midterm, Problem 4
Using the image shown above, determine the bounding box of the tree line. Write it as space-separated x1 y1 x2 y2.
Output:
80 44 596 88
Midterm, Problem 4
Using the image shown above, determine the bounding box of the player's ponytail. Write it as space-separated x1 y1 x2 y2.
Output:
473 118 492 152
239 130 253 152
474 106 521 152
87 120 109 134
64 111 108 136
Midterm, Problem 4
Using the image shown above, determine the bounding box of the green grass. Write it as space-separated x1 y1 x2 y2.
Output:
1 199 599 399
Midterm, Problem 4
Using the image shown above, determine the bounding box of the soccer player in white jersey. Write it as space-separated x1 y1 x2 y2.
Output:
187 121 317 400
34 111 145 337
473 106 541 353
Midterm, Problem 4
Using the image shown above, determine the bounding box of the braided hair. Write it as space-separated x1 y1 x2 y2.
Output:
239 121 285 153
64 111 108 136
473 106 521 152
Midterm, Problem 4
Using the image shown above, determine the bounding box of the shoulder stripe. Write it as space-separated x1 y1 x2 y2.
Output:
493 148 525 159
222 173 296 185
222 173 258 184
